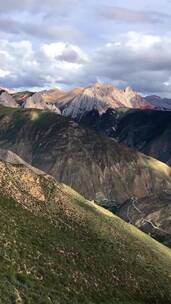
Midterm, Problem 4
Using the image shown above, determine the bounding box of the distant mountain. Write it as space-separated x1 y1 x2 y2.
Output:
55 83 154 119
23 91 61 113
23 88 65 110
2 83 171 114
0 88 62 113
0 149 171 303
11 91 34 105
0 107 171 245
145 95 171 110
0 91 18 108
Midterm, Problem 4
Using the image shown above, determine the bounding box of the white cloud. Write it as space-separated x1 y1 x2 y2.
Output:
99 5 170 24
0 40 89 89
0 69 10 78
1 32 171 96
42 42 89 64
125 32 161 50
80 32 171 96
0 0 79 13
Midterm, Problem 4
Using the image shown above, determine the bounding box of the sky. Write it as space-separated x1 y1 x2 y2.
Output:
0 0 171 96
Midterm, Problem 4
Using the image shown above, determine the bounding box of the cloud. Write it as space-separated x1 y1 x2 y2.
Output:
0 40 89 89
0 0 82 43
0 17 81 43
42 42 89 64
0 0 79 13
1 32 171 96
80 32 171 96
99 5 170 24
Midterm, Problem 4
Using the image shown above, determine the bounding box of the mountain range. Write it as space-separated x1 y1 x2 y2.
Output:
0 82 171 302
0 106 170 246
1 83 171 115
1 84 171 167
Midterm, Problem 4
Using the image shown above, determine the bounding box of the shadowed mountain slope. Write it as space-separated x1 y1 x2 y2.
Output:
0 107 170 203
115 109 171 165
79 108 171 166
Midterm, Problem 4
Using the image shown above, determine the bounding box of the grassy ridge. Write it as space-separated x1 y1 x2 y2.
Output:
0 193 171 304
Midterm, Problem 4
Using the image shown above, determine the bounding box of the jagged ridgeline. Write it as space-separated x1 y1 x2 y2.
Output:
0 107 171 246
0 149 171 303
2 83 171 117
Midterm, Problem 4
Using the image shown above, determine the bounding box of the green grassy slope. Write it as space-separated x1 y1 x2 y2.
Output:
0 191 171 303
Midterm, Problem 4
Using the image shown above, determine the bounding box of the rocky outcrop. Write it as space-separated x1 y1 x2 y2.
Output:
23 92 61 113
11 91 34 105
0 91 18 108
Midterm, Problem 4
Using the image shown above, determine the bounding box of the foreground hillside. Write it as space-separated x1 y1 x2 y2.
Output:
0 107 171 245
0 149 171 303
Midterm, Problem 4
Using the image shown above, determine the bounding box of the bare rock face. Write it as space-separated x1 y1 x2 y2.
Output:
23 92 61 114
11 91 34 105
0 92 18 108
37 88 66 103
54 83 154 120
2 84 171 118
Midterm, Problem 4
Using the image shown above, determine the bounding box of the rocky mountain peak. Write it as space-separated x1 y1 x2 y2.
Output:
125 85 133 91
0 91 18 108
